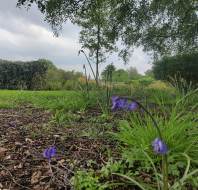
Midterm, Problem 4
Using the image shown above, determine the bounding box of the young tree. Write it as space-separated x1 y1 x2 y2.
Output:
76 0 117 85
101 64 116 80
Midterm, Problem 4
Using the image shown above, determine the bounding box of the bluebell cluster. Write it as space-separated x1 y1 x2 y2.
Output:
43 146 56 160
111 96 138 111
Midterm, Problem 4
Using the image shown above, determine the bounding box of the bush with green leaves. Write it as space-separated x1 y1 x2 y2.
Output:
153 52 198 87
101 65 142 83
0 59 51 90
44 68 83 90
0 58 83 90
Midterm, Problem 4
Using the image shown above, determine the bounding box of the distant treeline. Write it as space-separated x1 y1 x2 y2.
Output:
0 59 83 90
153 52 198 87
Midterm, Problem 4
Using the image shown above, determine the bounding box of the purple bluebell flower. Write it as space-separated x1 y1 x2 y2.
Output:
43 146 56 160
128 102 138 111
152 138 168 155
111 96 120 110
111 97 128 111
117 99 128 109
111 96 138 112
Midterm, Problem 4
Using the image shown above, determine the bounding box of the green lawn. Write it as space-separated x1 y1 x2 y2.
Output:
0 90 88 111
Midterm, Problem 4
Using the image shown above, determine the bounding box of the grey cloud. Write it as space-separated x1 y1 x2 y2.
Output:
0 0 79 38
0 0 151 75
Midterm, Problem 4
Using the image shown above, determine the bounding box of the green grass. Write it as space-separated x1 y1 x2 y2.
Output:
0 90 88 111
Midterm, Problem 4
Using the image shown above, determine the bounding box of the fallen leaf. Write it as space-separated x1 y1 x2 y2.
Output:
0 170 7 177
25 138 34 143
14 163 23 169
4 155 11 160
0 147 7 158
58 159 65 165
15 142 22 146
31 171 42 185
33 184 42 190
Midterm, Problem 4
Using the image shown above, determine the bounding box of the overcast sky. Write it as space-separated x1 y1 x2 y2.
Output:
0 0 152 75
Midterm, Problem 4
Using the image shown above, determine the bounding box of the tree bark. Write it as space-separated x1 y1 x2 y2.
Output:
96 23 100 86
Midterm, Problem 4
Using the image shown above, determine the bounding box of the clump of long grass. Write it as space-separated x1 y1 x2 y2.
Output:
112 88 198 189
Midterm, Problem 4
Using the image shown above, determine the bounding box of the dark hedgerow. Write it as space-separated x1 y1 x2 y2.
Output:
0 59 52 90
153 52 198 87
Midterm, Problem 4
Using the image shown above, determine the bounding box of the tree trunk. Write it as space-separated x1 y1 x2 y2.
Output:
96 23 100 86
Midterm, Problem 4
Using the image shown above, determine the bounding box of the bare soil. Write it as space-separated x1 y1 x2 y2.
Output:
0 107 115 190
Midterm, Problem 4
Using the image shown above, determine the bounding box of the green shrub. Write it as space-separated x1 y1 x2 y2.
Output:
0 59 83 90
130 77 154 88
0 59 51 90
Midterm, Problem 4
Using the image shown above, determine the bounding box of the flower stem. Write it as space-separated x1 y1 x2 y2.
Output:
162 155 169 190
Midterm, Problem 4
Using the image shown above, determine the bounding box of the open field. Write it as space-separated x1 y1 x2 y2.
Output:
0 90 89 111
0 88 198 190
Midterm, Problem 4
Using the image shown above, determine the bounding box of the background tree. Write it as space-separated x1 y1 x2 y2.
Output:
101 65 143 82
0 59 83 90
0 59 51 89
76 0 117 84
101 64 116 80
127 66 142 80
153 52 198 87
145 69 154 78
113 69 129 82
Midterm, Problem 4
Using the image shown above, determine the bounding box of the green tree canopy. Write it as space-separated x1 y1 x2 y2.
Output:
0 59 51 89
0 58 83 90
17 0 198 57
101 64 116 80
153 52 198 86
101 64 142 82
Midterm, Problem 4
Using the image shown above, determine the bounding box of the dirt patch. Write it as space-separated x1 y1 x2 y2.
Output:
0 107 115 189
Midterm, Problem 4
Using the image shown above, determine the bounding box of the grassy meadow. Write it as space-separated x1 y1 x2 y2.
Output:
0 90 89 110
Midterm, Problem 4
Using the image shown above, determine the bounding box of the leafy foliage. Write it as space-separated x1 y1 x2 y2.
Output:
17 0 198 57
101 65 142 82
44 67 82 90
0 59 51 90
71 170 107 190
153 52 198 87
112 90 198 188
0 59 83 90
